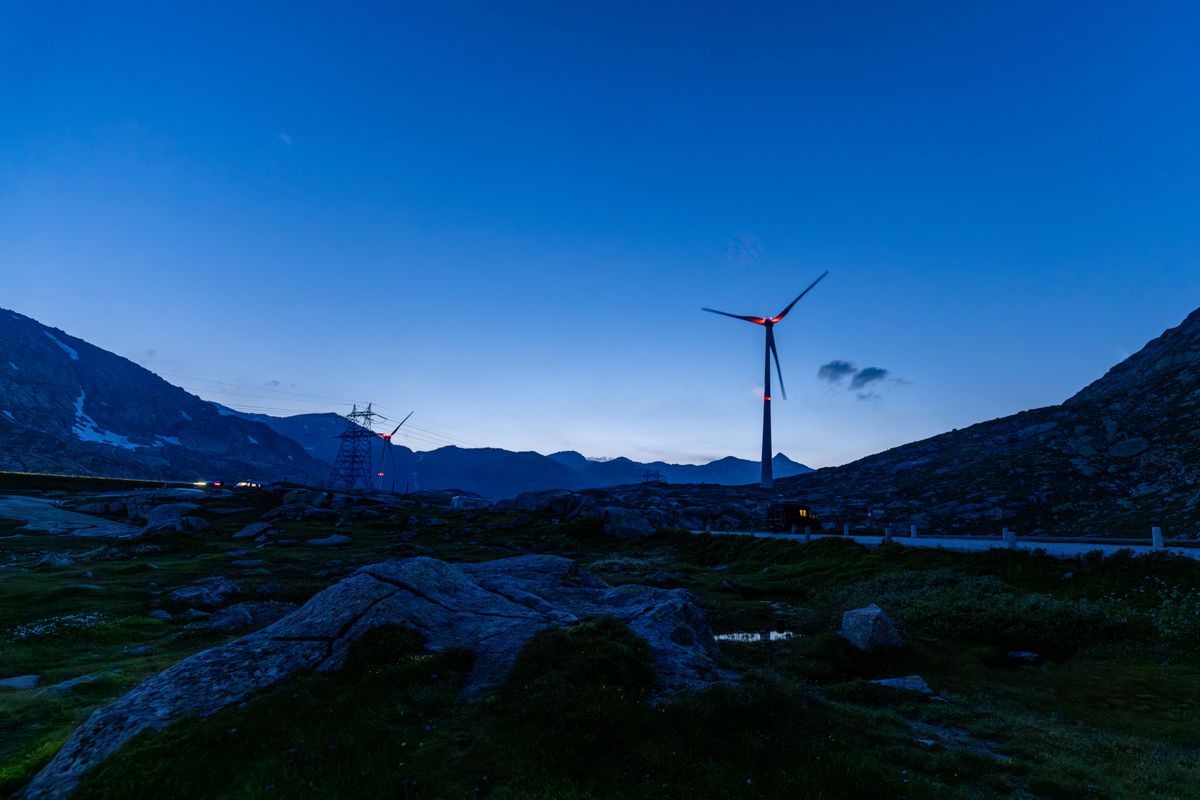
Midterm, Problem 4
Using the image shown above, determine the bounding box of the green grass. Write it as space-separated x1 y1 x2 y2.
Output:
5 491 1200 797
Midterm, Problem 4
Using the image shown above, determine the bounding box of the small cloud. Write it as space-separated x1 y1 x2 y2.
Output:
819 360 904 399
144 349 157 358
265 379 281 388
726 231 762 267
278 131 293 146
849 366 889 390
817 360 857 384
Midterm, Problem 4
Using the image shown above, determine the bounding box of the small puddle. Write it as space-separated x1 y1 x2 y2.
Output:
713 631 796 643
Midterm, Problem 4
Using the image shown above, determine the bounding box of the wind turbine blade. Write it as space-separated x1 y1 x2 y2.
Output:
768 328 786 400
388 412 417 438
773 270 829 322
388 410 414 437
702 307 767 324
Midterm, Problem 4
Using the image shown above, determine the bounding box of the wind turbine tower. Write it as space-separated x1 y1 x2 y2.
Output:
703 271 828 489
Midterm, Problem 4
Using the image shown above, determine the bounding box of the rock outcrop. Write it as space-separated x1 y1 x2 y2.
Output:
841 604 904 652
23 554 721 800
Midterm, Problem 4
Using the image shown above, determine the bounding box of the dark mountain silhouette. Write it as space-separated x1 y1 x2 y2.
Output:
234 410 812 499
0 309 327 483
777 308 1200 535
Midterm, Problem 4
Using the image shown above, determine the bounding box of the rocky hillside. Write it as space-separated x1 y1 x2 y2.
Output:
0 309 327 483
775 308 1200 536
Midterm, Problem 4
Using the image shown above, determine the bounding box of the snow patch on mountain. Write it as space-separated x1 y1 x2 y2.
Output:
7 362 17 371
44 332 79 360
247 435 258 444
155 435 182 447
179 410 191 421
3 411 13 420
71 392 140 450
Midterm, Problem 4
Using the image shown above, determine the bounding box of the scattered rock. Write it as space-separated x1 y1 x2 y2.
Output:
180 609 211 622
141 503 208 534
307 534 351 547
168 576 241 609
601 506 655 537
182 516 209 532
840 604 904 651
1109 437 1150 458
283 490 331 510
1005 650 1044 666
38 553 74 568
25 554 723 800
231 521 272 540
0 674 40 690
509 490 601 519
147 610 172 621
206 601 298 634
871 675 933 695
124 645 157 656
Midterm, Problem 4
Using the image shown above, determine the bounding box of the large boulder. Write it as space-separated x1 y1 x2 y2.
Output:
168 576 242 610
231 521 272 540
140 503 206 534
25 555 721 800
840 604 904 651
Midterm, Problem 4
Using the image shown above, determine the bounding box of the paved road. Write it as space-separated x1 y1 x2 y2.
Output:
693 530 1200 560
0 495 142 538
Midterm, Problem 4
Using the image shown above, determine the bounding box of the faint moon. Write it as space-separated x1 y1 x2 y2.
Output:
727 231 762 267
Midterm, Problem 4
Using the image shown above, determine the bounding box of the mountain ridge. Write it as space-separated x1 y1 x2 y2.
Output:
230 408 813 498
0 309 329 483
775 307 1200 534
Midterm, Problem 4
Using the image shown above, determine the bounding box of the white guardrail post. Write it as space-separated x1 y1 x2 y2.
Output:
1152 526 1164 548
910 524 918 539
1003 527 1016 549
884 525 893 542
843 521 850 537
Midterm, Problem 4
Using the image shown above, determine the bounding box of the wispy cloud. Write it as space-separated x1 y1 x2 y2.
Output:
278 131 293 146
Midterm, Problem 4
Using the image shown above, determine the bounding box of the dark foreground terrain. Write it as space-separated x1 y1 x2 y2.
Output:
3 480 1200 799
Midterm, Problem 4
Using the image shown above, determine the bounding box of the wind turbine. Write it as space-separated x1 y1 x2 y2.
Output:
703 271 828 489
377 411 413 491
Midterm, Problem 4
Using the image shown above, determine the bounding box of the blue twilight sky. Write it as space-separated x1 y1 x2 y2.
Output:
2 2 1199 466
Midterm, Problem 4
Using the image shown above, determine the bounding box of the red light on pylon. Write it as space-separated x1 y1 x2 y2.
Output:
377 471 384 477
